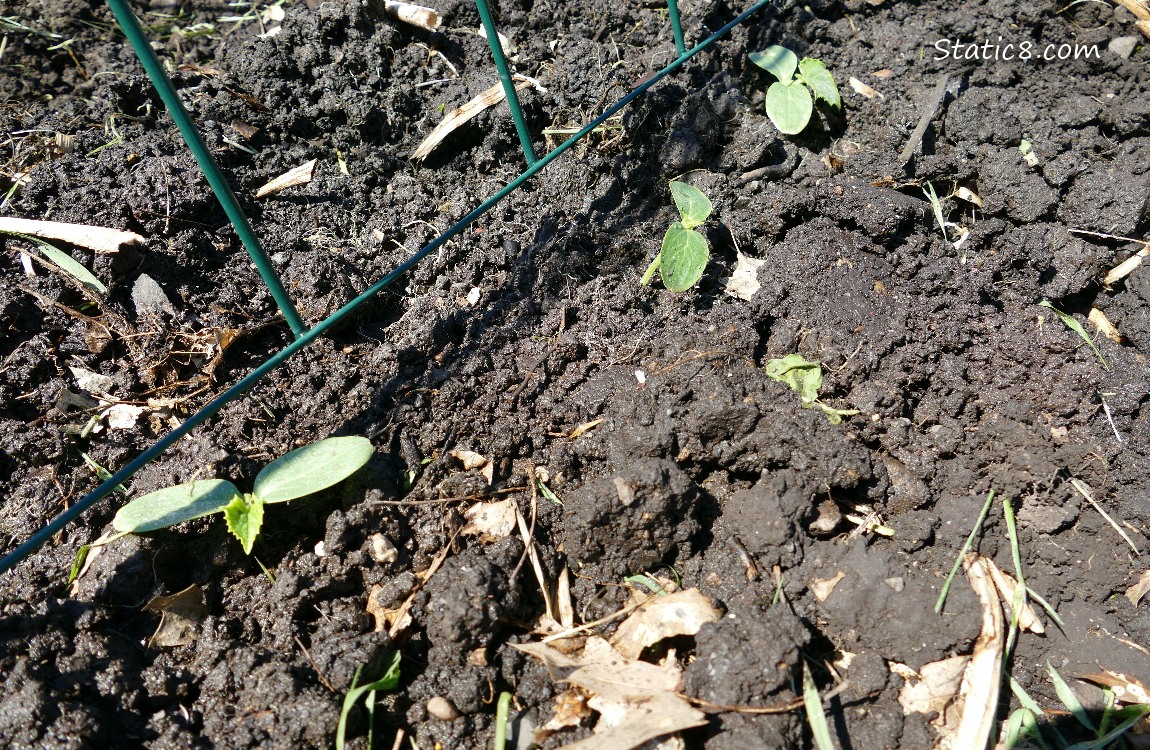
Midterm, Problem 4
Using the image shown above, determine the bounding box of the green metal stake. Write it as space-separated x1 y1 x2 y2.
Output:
667 0 687 57
474 0 538 166
105 0 308 339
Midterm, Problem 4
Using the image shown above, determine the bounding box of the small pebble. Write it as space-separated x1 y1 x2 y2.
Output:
427 696 460 721
371 533 398 564
1109 36 1138 59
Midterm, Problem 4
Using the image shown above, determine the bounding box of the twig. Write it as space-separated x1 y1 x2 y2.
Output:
371 486 527 506
294 636 337 693
899 68 970 166
1069 478 1141 555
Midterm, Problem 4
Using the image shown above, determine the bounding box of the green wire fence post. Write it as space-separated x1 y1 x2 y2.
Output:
474 0 538 166
667 0 687 57
105 0 308 339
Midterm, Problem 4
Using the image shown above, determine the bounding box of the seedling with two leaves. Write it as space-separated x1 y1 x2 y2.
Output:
112 436 373 554
641 181 713 293
749 45 841 135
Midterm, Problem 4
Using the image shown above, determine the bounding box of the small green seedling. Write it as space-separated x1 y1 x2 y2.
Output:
641 181 712 292
336 651 402 750
1039 300 1109 371
749 45 841 135
764 354 859 424
113 436 373 554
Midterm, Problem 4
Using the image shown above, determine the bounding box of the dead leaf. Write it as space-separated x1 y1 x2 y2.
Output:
104 403 145 430
978 554 1044 634
896 655 969 718
1127 571 1150 606
255 159 317 198
810 571 846 602
143 584 208 648
952 555 1004 750
848 76 884 99
611 589 722 659
1079 669 1150 705
723 251 766 301
461 499 517 541
450 449 494 483
516 637 707 750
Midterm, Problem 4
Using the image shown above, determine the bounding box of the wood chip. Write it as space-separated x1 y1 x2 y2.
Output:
1088 307 1125 344
384 1 439 31
0 216 145 254
254 159 317 198
1104 247 1147 286
810 571 846 602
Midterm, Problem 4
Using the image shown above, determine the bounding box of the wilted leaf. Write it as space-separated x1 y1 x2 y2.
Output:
252 435 373 503
144 583 208 648
724 251 766 301
461 499 517 541
611 589 721 659
451 449 494 483
516 637 707 750
765 353 822 403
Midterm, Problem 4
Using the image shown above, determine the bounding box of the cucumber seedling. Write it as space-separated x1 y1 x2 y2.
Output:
749 45 841 135
641 181 712 293
112 436 373 554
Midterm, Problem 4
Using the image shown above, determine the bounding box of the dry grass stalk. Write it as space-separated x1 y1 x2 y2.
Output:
0 216 144 254
254 159 317 198
952 555 1004 750
384 1 439 31
412 76 540 160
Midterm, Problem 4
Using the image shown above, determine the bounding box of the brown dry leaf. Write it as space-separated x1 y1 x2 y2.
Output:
1079 669 1150 705
848 76 884 99
1127 572 1150 606
143 584 208 648
535 687 594 743
723 251 766 301
254 159 317 198
461 498 517 541
896 656 969 718
450 449 494 483
810 571 846 602
951 555 1004 750
412 78 537 160
610 589 722 660
516 637 707 750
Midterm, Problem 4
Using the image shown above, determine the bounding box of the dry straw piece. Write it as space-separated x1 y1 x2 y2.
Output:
0 216 144 254
254 159 317 198
383 1 439 31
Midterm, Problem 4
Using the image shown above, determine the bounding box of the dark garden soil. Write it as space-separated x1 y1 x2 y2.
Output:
1 0 1149 747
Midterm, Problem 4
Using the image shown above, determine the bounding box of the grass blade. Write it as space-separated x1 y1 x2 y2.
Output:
1047 661 1095 733
936 490 996 613
1067 705 1150 750
493 691 513 750
803 660 836 750
1039 301 1108 371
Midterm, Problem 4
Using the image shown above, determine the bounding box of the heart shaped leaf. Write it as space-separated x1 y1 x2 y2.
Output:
660 224 710 293
765 81 813 135
749 45 798 84
113 479 241 533
253 436 373 504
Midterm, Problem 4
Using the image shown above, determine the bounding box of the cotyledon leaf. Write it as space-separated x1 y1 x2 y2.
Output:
669 181 712 230
749 45 798 84
765 81 813 135
252 435 374 504
113 479 241 533
659 223 709 293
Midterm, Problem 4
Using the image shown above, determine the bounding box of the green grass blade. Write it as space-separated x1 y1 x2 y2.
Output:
1038 301 1108 371
802 661 836 750
336 652 402 750
1046 661 1095 733
493 691 513 750
923 182 948 243
1 231 107 293
1007 674 1068 750
935 490 996 613
1067 705 1150 750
